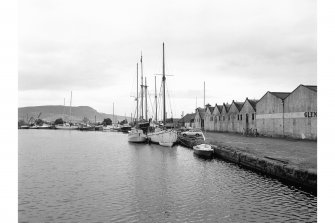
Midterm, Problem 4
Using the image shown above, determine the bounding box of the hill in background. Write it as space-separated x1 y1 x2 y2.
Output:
18 105 129 123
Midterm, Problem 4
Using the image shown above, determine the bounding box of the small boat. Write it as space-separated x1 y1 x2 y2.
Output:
79 124 95 131
20 125 30 129
120 124 132 133
29 125 39 129
55 123 79 130
102 125 112 131
37 123 51 129
177 134 205 149
128 128 147 143
193 144 214 158
95 125 103 131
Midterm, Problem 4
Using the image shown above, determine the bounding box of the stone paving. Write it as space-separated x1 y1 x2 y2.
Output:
204 131 317 170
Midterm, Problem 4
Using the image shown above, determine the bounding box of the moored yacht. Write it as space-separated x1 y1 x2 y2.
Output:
147 43 177 146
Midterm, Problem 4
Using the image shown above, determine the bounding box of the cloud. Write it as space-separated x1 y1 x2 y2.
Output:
18 0 316 117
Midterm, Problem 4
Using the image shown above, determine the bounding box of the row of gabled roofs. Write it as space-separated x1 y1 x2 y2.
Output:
196 84 317 116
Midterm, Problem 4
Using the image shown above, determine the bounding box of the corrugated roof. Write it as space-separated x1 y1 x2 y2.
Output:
269 92 290 100
303 85 317 92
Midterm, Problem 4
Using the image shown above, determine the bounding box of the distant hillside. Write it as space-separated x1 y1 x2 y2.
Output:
18 105 129 123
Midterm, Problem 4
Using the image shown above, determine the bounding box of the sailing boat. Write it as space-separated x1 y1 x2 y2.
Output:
147 43 178 147
128 61 148 143
55 91 78 130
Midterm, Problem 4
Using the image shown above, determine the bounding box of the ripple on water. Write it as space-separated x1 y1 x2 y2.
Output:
19 130 317 222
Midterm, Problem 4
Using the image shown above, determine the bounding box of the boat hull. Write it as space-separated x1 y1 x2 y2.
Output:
55 125 79 130
177 135 205 149
148 129 178 146
128 134 147 143
193 144 214 158
79 127 95 131
37 126 51 129
128 129 147 143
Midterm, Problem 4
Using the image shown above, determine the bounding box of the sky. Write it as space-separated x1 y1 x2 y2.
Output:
18 0 316 119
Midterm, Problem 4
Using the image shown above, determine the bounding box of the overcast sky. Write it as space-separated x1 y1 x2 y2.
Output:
19 0 316 119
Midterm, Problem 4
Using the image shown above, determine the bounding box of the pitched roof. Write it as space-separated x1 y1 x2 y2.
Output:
207 106 214 113
180 113 195 123
269 92 290 100
246 99 259 110
196 108 206 119
216 105 223 113
303 85 317 92
233 101 244 111
223 103 230 113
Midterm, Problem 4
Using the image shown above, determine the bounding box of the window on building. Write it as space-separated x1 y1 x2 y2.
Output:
223 116 225 121
252 113 255 120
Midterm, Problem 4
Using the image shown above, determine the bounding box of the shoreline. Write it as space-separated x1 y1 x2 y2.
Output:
211 143 317 194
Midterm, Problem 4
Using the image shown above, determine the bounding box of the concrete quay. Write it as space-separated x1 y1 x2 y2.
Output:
204 132 317 193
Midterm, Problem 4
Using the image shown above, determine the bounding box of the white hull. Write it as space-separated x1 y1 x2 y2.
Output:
159 142 173 147
128 129 147 143
193 144 214 158
102 126 112 131
55 125 78 130
148 129 178 146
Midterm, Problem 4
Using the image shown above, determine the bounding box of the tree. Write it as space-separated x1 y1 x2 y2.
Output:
54 118 64 125
82 117 90 123
35 119 44 126
102 118 112 126
119 119 128 125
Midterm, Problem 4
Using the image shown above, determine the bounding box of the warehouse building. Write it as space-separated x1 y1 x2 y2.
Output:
256 91 290 137
204 105 215 131
194 108 205 130
283 85 317 140
227 101 244 133
239 98 258 134
213 104 223 132
220 103 230 132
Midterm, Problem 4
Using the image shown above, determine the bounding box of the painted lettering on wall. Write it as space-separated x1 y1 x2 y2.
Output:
304 112 317 118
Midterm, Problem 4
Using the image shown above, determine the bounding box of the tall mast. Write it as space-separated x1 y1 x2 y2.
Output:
155 76 157 122
70 91 72 122
204 81 205 108
136 63 139 122
113 102 114 124
145 77 148 120
63 98 65 120
162 42 166 125
140 52 144 120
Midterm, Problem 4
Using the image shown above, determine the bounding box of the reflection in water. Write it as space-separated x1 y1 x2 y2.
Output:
19 130 317 222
